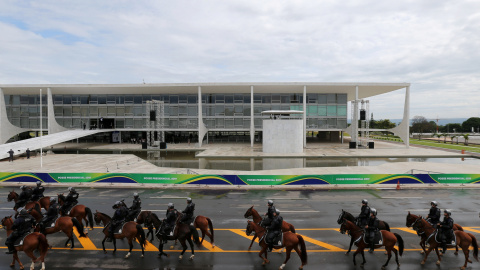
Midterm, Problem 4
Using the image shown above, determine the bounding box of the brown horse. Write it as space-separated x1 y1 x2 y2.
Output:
28 208 87 249
7 191 42 213
340 219 404 269
94 211 146 258
57 194 94 231
413 216 478 269
145 212 201 260
406 211 461 255
135 210 155 241
1 216 49 270
246 220 307 270
244 206 295 250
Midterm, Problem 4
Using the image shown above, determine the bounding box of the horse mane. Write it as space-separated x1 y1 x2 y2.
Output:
97 212 111 220
150 212 160 221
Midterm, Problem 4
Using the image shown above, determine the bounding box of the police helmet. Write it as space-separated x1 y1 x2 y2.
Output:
370 208 377 216
362 199 368 205
444 209 451 216
275 209 280 215
133 192 139 198
431 201 438 206
168 203 174 209
20 185 26 190
267 200 274 206
187 197 192 203
68 187 75 192
19 208 28 216
36 181 42 186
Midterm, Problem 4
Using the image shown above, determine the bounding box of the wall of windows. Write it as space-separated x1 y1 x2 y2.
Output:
4 93 347 130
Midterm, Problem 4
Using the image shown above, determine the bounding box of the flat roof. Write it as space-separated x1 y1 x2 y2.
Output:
0 82 409 101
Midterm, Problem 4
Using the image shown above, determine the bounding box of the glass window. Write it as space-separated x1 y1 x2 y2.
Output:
161 95 169 103
90 107 98 116
80 107 88 116
318 106 327 116
254 118 262 128
216 118 224 128
20 106 28 117
308 94 317 103
116 107 125 116
318 94 327 104
179 105 187 115
98 107 107 117
254 107 262 115
234 118 243 126
337 105 347 116
178 119 187 128
71 95 80 104
337 119 347 128
206 106 214 116
63 107 72 116
133 106 143 116
90 95 98 104
243 106 251 116
290 94 300 103
179 95 187 103
261 94 271 103
80 96 88 104
254 94 262 103
225 106 234 116
327 94 336 104
337 94 347 104
72 107 81 115
169 119 178 128
281 95 290 103
54 106 63 116
170 106 178 116
188 95 197 104
243 95 251 103
206 119 215 128
107 106 116 115
143 95 151 102
271 94 281 103
307 105 317 116
12 96 20 105
125 118 134 128
215 105 224 115
53 95 63 104
116 119 125 128
206 94 214 104
107 95 116 104
215 94 224 103
327 118 336 127
169 95 178 104
29 119 38 128
63 95 72 104
187 106 197 116
63 118 72 128
234 105 243 114
327 105 336 116
225 118 234 128
29 96 36 105
134 119 143 128
243 118 250 128
225 95 234 103
133 95 143 104
20 117 29 128
234 94 243 103
29 106 38 117
73 119 81 128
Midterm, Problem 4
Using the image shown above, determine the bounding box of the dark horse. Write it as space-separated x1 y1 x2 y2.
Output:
94 211 146 258
337 209 391 255
7 190 42 213
413 216 478 269
1 216 49 270
135 210 155 242
244 206 296 251
340 219 404 269
28 208 87 249
246 220 308 270
406 211 462 255
144 212 201 260
57 194 94 232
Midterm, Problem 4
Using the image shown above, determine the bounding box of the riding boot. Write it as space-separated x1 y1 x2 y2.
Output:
369 242 375 253
106 232 113 242
162 234 168 244
441 241 447 253
5 243 14 254
267 242 273 252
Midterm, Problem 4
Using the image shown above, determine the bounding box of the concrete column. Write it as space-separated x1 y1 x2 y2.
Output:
250 86 254 147
303 86 307 148
47 88 68 134
390 86 410 148
197 86 207 147
0 88 28 144
353 86 359 147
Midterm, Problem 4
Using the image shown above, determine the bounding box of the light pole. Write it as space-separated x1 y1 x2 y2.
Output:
40 89 43 168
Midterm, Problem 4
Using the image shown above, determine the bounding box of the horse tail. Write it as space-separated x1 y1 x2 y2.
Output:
35 233 49 263
72 218 86 237
455 223 464 231
192 225 201 247
383 221 391 231
207 217 214 244
85 207 94 230
394 233 404 256
297 234 308 265
34 203 41 215
467 233 479 261
289 223 296 233
136 224 146 248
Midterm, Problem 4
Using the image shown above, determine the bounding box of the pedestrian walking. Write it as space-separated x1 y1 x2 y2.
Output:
26 148 30 159
7 149 14 162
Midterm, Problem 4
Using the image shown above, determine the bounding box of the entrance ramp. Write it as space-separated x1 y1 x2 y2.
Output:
0 129 104 160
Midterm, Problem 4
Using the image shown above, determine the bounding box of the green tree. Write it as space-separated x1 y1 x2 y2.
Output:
440 123 462 133
411 116 430 139
435 133 441 142
450 135 456 144
463 133 470 146
462 117 480 133
441 133 447 143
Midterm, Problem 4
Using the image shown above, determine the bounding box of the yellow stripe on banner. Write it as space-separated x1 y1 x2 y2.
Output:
72 227 97 250
298 234 345 252
395 228 419 235
464 227 480 234
229 229 257 242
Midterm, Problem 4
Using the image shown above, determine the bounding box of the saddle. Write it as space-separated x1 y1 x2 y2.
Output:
360 231 383 245
14 232 32 247
113 222 127 235
261 231 284 247
45 217 59 229
155 224 176 238
433 231 456 246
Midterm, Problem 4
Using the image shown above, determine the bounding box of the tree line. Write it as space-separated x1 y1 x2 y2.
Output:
411 116 480 134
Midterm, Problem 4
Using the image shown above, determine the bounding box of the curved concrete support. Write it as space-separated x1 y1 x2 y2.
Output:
197 86 208 147
389 86 410 148
0 88 29 144
47 88 68 134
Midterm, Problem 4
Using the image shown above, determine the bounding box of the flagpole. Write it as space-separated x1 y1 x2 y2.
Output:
40 89 43 168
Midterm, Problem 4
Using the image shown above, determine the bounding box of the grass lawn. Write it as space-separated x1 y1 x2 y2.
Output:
371 136 480 154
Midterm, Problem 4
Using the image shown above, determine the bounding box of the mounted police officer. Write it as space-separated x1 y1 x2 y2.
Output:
61 187 79 215
107 201 128 242
127 193 141 222
161 203 178 243
365 208 379 253
263 200 276 227
14 186 32 210
180 198 195 225
357 199 370 228
266 209 283 252
31 181 45 201
438 209 454 254
5 208 35 254
426 201 441 228
38 198 59 234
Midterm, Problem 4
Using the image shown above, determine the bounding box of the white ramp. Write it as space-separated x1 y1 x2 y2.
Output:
0 129 104 160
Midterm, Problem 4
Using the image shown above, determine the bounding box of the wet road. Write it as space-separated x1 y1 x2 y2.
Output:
1 187 480 270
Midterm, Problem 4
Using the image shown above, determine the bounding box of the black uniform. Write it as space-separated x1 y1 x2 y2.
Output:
5 213 35 253
14 189 32 210
427 207 441 227
357 205 371 227
31 185 45 201
266 215 283 251
7 150 14 162
61 191 79 215
39 203 59 233
263 205 276 227
162 208 178 237
366 215 379 249
439 216 454 251
180 202 195 224
109 205 128 236
127 197 141 222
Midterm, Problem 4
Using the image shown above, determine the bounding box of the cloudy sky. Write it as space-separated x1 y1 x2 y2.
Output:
0 1 479 120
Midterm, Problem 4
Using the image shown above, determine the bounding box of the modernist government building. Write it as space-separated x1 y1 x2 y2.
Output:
0 83 410 148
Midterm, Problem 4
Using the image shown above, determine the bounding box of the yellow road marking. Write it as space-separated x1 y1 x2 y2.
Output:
200 238 223 251
464 227 480 234
229 229 257 242
134 239 158 251
298 234 345 251
395 228 418 235
72 227 97 250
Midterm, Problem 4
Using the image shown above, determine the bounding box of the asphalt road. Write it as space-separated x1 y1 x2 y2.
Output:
1 187 480 270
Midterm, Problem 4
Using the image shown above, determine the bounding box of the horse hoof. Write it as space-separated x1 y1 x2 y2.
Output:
104 251 107 254
436 260 440 265
125 252 131 259
468 259 472 263
461 267 466 270
420 250 424 254
455 252 459 255
345 251 350 255
20 266 24 270
248 247 251 251
381 266 386 270
421 261 425 265
141 254 144 258
189 255 194 260
212 243 215 247
179 255 183 260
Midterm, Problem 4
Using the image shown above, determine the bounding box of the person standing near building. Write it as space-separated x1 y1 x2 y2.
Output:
26 148 30 159
7 149 14 162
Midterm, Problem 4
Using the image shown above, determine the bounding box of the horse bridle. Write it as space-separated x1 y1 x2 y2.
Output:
412 217 425 234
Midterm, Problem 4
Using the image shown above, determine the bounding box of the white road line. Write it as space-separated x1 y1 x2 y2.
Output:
149 196 188 199
382 197 423 199
281 210 320 213
266 198 308 200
